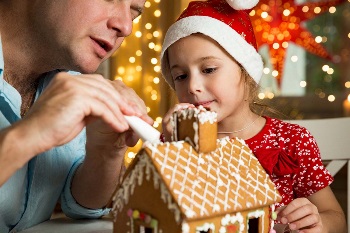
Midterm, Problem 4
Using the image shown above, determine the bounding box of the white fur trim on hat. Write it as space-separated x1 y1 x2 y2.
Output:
226 0 259 10
161 16 263 89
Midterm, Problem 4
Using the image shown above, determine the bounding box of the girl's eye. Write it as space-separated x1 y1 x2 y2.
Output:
174 74 187 81
203 67 217 74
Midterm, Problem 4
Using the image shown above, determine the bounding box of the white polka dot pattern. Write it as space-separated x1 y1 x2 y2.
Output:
245 117 334 208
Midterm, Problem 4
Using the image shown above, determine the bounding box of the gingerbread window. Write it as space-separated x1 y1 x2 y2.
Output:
127 209 158 233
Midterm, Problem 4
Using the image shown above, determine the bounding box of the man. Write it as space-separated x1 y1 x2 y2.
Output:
0 0 151 232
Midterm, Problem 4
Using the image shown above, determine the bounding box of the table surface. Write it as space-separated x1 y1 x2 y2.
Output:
19 217 113 233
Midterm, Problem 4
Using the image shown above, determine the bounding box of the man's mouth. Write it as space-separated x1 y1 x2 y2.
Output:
92 37 113 53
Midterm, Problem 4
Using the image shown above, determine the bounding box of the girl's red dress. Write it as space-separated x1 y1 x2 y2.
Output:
245 116 333 207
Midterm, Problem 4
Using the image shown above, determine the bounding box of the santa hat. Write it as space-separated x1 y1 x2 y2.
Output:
160 0 263 89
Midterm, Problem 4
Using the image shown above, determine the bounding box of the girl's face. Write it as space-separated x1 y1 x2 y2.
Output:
167 34 250 123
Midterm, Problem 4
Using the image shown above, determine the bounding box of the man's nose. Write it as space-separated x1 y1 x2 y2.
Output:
107 4 133 37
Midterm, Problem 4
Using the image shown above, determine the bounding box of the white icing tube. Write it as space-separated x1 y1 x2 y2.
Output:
124 115 161 143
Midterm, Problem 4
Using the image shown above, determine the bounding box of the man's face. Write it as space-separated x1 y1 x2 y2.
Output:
29 0 145 73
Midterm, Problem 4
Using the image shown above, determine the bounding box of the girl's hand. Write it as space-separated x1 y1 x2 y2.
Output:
162 103 195 141
276 198 323 233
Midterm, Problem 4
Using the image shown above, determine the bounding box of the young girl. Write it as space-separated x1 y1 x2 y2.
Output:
160 0 347 232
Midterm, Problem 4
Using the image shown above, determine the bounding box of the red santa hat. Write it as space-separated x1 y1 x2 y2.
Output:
161 0 263 89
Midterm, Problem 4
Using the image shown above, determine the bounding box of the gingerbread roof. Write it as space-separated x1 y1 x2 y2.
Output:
112 137 281 222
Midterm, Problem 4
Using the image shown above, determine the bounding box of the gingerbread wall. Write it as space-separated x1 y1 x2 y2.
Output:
113 154 182 233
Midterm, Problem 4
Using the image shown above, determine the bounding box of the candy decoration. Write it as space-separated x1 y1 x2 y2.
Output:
271 211 278 221
132 210 140 219
127 208 133 217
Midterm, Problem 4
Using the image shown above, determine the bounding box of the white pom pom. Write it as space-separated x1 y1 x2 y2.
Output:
225 0 259 10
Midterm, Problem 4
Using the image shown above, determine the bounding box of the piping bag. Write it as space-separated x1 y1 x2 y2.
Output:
124 115 161 143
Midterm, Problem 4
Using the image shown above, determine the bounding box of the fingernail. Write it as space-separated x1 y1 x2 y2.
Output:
281 217 288 224
289 223 296 230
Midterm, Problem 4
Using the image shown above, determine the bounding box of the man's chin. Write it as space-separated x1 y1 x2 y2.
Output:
75 62 100 74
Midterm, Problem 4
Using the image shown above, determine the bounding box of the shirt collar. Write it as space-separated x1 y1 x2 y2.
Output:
0 34 4 90
0 34 3 71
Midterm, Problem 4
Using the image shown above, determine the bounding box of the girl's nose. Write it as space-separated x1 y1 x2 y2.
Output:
188 75 203 94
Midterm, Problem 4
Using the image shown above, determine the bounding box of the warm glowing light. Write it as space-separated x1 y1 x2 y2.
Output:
314 7 321 14
291 55 298 62
315 36 322 43
261 12 268 18
145 1 151 8
153 77 160 84
145 23 152 30
345 81 350 88
146 107 151 113
327 68 334 75
153 31 160 37
127 75 134 82
117 67 125 75
272 70 279 77
151 94 158 100
329 6 336 13
283 9 291 16
129 57 136 63
156 117 162 123
154 10 161 17
251 0 342 87
136 50 142 56
322 65 330 72
154 66 161 72
136 66 142 72
328 95 335 102
135 31 142 38
263 67 270 74
151 58 158 65
258 93 266 99
153 121 160 128
249 10 256 16
302 6 309 12
154 45 162 52
267 92 275 99
134 17 140 24
273 43 280 49
148 42 155 49
300 81 307 87
127 152 136 159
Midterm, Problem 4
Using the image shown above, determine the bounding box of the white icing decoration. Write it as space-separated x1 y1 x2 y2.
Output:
193 122 199 151
247 209 265 232
113 120 281 229
220 212 245 233
182 223 190 233
196 222 215 232
111 154 181 223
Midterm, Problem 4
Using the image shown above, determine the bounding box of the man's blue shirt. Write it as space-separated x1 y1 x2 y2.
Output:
0 35 109 233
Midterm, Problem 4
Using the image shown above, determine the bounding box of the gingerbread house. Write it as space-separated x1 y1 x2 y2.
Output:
110 107 282 233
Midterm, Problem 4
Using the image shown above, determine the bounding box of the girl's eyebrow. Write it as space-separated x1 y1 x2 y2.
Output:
170 56 222 70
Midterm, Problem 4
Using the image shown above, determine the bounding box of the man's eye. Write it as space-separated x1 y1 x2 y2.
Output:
203 68 216 74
